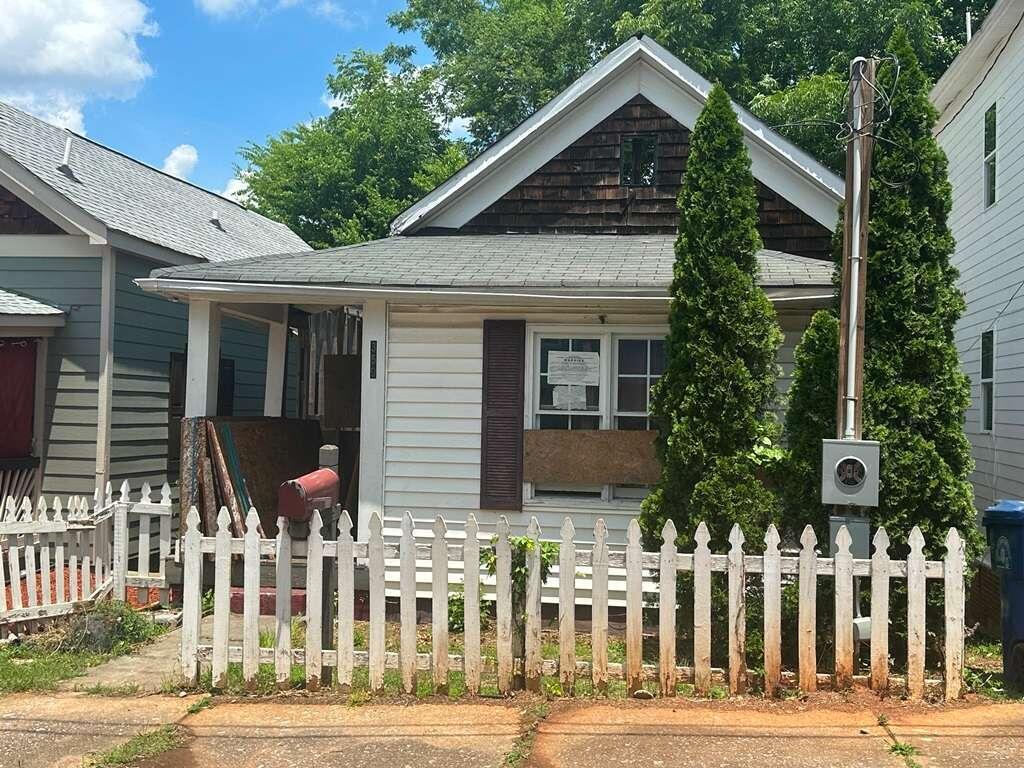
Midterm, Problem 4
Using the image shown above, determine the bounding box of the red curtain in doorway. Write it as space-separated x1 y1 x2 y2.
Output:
0 338 36 458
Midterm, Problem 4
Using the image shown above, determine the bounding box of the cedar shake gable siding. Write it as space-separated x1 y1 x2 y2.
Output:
457 96 833 260
0 186 61 235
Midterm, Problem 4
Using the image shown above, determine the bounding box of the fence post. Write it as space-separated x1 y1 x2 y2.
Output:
212 507 232 689
591 519 609 696
464 514 481 696
906 526 926 699
833 525 854 690
431 516 450 695
243 508 261 687
727 524 746 695
180 507 203 685
559 517 577 696
336 510 355 692
275 515 293 690
693 521 712 696
368 512 385 693
626 518 645 696
763 524 782 697
944 528 965 701
798 525 818 692
399 511 417 695
524 517 543 693
112 501 128 602
870 527 891 693
660 519 678 697
495 516 513 695
305 509 324 691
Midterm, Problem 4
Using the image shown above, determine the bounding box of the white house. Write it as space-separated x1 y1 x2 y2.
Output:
933 0 1024 512
140 35 844 545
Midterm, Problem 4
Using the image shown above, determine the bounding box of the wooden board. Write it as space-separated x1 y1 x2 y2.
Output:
523 429 659 485
321 355 361 430
210 418 321 531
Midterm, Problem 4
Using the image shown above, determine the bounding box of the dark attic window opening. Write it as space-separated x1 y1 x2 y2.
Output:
620 134 658 187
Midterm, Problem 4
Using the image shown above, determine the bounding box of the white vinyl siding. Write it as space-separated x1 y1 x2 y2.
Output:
937 25 1024 509
383 305 813 546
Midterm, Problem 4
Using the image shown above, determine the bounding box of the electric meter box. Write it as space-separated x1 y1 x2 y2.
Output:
821 439 880 507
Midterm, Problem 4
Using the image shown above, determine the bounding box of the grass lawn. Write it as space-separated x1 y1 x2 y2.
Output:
964 635 1022 700
0 602 165 694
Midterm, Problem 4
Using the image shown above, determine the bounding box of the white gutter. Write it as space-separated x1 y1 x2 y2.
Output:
137 277 832 307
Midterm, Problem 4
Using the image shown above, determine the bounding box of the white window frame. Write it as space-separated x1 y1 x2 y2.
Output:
984 102 997 209
613 335 665 429
522 323 667 504
981 328 995 434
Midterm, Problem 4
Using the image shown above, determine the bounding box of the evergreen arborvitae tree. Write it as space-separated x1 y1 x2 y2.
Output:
784 30 982 561
640 84 783 550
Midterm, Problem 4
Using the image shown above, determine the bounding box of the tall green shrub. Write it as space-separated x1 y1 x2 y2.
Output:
784 30 982 561
640 84 783 550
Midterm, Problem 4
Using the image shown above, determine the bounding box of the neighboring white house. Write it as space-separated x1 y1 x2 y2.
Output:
933 0 1024 512
140 35 844 546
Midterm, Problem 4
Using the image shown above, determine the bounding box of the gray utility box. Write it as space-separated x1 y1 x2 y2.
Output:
821 439 880 507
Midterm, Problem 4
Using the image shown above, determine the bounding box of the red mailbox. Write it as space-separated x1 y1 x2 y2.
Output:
278 468 340 522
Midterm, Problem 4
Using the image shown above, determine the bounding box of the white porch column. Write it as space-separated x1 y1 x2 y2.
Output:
185 299 221 417
357 299 387 541
263 306 289 417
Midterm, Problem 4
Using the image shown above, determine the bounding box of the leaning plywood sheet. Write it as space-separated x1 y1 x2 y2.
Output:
211 418 321 532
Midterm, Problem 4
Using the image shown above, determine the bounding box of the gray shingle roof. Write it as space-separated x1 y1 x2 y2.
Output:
0 287 63 316
150 234 834 291
0 101 309 263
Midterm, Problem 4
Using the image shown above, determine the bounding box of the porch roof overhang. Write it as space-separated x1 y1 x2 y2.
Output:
0 288 65 336
139 234 835 311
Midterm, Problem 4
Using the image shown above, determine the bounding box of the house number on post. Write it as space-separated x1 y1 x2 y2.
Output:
370 340 377 379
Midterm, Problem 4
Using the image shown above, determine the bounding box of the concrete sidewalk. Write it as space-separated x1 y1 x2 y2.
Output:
2 693 1022 768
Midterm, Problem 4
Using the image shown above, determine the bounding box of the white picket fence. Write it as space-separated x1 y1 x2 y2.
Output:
180 506 966 700
0 481 174 634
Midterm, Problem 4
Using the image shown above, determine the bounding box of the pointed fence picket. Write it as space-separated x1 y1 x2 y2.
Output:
178 509 968 703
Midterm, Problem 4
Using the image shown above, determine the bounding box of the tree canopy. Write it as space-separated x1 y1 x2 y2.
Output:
241 45 466 249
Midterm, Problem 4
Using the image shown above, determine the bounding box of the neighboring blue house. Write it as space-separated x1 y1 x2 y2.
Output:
0 101 309 502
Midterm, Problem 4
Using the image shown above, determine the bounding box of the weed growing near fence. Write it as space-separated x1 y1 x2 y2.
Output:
84 724 182 767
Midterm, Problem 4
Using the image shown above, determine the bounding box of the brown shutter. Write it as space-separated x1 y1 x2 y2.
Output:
480 319 526 510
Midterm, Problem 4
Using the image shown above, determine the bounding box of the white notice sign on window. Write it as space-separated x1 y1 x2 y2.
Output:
552 384 588 410
547 351 600 385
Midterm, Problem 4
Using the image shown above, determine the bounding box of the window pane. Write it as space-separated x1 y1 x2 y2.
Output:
621 135 657 187
539 379 555 409
618 339 647 375
540 338 569 373
981 330 994 380
538 414 569 429
585 384 600 410
617 416 649 430
617 377 648 412
571 414 601 430
985 104 997 156
985 156 997 207
572 338 600 354
983 381 994 431
650 339 666 375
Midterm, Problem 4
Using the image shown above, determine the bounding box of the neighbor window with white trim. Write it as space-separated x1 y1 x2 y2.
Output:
984 103 997 208
981 329 995 432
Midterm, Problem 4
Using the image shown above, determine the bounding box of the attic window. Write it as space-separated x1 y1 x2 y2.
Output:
620 134 657 187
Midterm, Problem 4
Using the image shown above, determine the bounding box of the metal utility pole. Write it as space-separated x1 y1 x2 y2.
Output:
836 57 875 443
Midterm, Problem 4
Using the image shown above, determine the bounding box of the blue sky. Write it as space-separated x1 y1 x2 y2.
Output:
0 0 429 197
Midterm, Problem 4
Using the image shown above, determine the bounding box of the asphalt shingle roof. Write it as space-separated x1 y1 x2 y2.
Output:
0 101 309 263
151 234 834 291
0 287 63 316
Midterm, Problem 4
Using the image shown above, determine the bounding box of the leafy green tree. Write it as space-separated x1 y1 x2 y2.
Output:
241 45 466 248
639 85 782 550
389 0 993 159
783 31 983 561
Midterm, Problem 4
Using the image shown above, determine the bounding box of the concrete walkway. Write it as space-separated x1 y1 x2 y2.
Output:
0 693 1022 767
59 627 182 694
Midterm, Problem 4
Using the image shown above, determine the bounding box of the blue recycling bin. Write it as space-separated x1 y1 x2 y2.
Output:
983 499 1024 688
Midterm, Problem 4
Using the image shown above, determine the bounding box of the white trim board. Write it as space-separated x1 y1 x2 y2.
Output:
391 35 844 235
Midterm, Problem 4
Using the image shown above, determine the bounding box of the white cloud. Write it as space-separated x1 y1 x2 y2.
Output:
0 0 157 133
312 1 357 27
447 115 472 139
321 92 345 111
162 144 199 179
194 0 253 16
221 177 250 202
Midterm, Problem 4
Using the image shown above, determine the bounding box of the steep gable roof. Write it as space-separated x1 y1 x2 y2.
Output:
392 35 844 236
0 101 309 263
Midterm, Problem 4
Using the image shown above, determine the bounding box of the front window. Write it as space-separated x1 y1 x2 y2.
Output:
536 337 601 429
621 134 658 187
615 338 665 429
